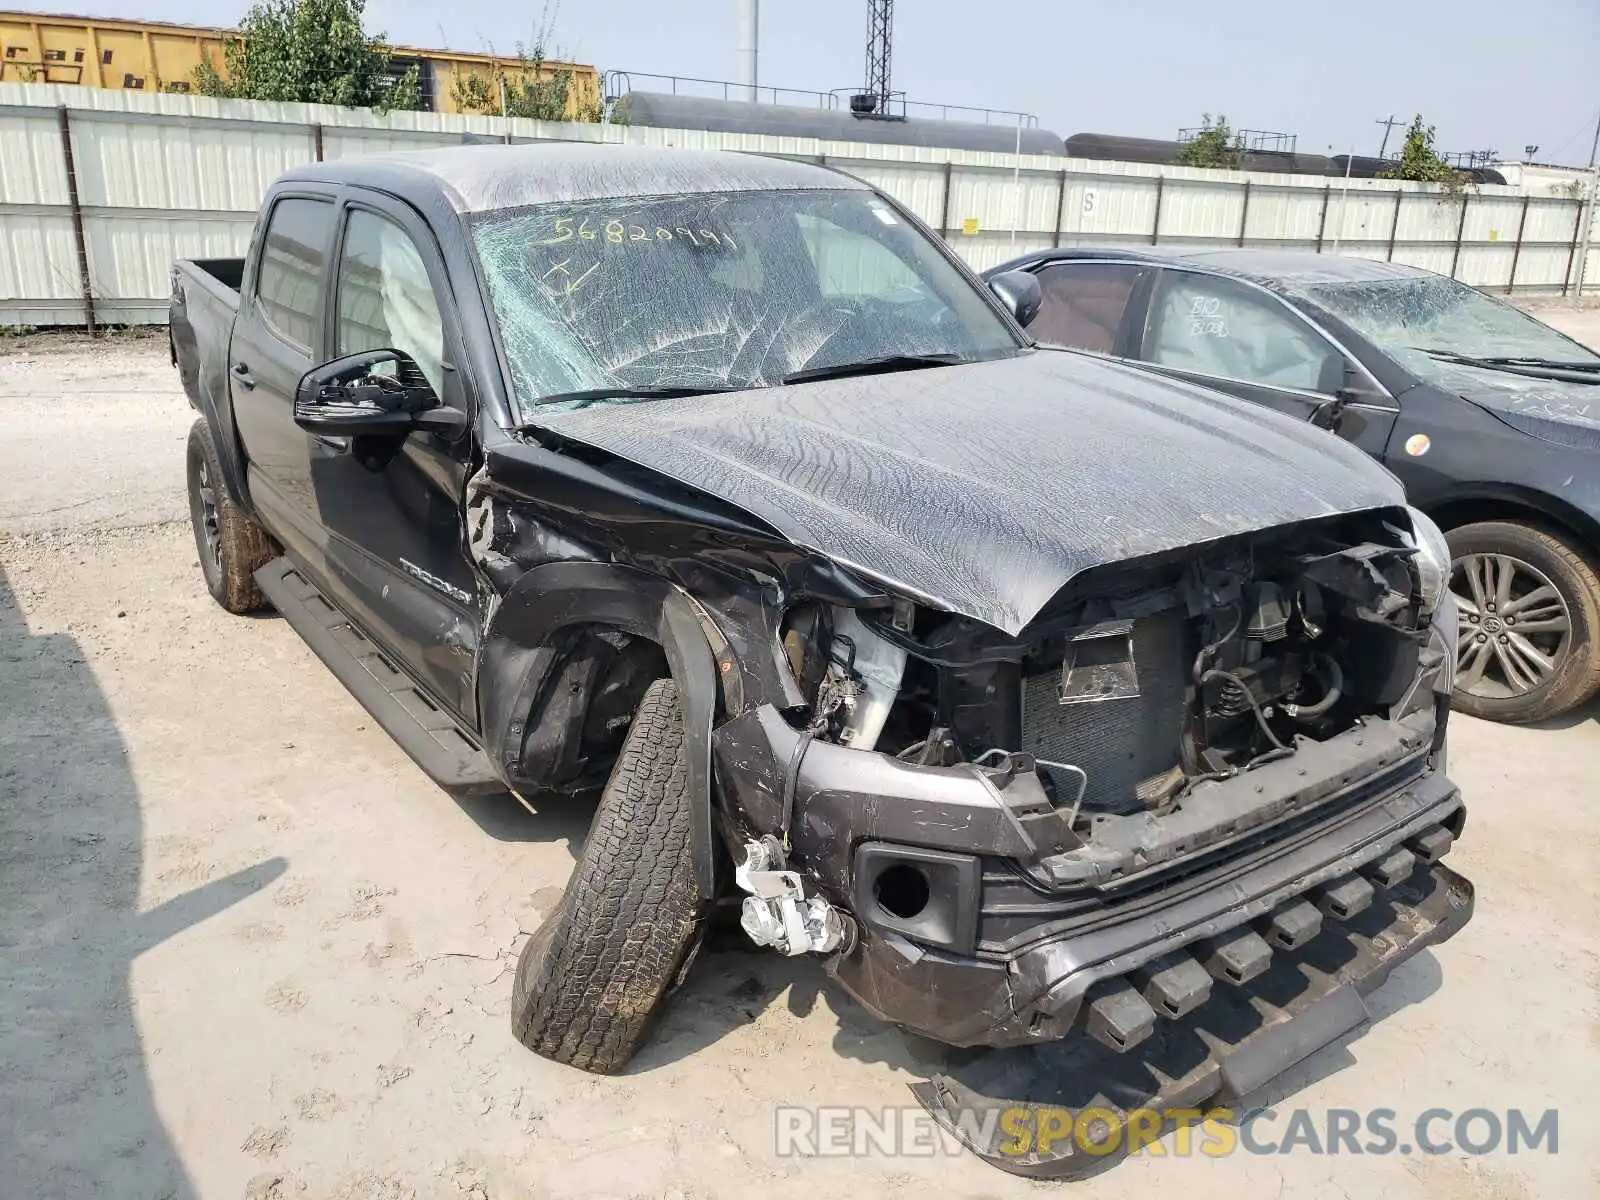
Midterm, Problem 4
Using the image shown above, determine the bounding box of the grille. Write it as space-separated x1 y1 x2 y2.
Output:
1020 612 1189 815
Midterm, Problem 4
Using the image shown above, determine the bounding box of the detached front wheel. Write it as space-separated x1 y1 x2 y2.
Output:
1447 520 1600 723
511 677 707 1073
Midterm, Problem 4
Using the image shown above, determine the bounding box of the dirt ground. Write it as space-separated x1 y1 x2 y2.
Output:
2 314 1597 1199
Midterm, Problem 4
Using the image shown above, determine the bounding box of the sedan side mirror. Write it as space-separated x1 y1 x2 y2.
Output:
987 270 1043 330
294 349 467 438
1310 352 1353 431
1315 351 1349 397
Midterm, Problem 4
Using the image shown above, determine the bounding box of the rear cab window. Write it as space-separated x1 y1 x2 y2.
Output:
254 196 335 350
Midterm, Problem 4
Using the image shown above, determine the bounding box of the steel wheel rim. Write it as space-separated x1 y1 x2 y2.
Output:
1450 553 1572 700
195 456 222 573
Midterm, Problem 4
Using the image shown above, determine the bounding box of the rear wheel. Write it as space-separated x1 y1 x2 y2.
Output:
1446 520 1600 723
510 677 707 1073
186 418 274 614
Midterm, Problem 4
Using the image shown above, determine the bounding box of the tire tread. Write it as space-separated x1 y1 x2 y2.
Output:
510 678 705 1073
187 418 273 614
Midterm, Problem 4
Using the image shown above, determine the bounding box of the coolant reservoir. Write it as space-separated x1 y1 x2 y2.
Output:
831 608 908 752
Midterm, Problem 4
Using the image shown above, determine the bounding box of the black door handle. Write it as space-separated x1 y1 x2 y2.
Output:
231 362 256 389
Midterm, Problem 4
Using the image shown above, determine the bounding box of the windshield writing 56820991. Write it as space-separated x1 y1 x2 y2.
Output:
472 189 1019 418
540 215 741 251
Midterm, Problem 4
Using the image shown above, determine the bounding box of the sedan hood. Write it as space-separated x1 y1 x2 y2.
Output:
1431 361 1600 452
530 351 1401 634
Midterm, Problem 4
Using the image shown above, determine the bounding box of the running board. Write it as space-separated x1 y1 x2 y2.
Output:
254 557 501 792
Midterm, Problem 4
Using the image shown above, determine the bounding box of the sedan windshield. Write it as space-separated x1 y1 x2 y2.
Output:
470 188 1020 416
1301 275 1600 382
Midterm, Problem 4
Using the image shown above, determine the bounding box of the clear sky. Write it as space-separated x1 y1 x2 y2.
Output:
16 0 1600 163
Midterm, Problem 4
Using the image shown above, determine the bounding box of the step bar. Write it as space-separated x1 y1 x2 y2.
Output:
255 557 502 792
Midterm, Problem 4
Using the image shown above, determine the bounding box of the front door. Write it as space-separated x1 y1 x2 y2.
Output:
302 193 480 722
1132 268 1399 459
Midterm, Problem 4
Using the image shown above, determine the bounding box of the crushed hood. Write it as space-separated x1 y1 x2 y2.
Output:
529 351 1402 634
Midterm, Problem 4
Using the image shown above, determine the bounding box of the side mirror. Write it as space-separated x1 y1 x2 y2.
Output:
1310 352 1352 431
1315 351 1349 397
294 349 467 438
987 270 1043 330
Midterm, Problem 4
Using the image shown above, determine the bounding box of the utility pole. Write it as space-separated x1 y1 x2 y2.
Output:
1331 145 1354 254
1576 104 1600 305
1574 108 1600 305
1376 114 1400 160
736 0 760 102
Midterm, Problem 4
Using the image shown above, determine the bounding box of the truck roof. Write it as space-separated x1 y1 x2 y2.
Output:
277 143 866 215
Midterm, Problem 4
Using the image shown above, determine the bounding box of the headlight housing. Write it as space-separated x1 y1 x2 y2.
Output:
1405 506 1451 616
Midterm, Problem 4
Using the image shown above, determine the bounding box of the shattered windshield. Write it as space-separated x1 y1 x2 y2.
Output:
1301 276 1600 382
471 188 1020 417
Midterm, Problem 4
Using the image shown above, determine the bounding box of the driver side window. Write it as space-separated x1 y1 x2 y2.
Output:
334 209 447 395
1141 271 1337 393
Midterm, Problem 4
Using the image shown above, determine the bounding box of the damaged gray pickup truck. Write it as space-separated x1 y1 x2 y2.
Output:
171 144 1473 1176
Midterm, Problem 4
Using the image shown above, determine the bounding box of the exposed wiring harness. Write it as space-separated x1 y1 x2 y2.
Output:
1199 668 1296 767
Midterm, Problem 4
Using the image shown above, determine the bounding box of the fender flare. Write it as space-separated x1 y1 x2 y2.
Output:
479 561 723 898
176 314 254 512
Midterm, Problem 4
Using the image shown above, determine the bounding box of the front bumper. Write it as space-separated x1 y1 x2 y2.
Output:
911 857 1473 1177
713 705 1470 1055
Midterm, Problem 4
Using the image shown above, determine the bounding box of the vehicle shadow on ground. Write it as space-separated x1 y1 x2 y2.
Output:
449 787 592 852
0 564 285 1199
1528 692 1600 731
635 906 1447 1164
631 922 970 1079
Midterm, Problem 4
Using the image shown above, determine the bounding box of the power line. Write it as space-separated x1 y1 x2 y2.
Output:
1546 112 1598 165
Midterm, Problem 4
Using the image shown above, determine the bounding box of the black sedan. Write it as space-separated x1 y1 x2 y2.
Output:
985 247 1600 723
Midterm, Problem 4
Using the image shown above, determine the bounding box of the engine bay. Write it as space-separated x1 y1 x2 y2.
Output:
781 511 1436 840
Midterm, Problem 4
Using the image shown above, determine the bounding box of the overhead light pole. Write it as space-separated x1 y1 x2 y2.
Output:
736 0 759 102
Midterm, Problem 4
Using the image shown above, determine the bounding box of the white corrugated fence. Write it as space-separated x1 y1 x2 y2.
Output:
1 82 1596 327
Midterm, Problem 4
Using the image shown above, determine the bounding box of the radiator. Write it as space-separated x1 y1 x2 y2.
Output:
1020 612 1189 815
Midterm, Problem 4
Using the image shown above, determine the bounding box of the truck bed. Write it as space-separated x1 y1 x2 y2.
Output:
171 257 249 504
171 257 242 409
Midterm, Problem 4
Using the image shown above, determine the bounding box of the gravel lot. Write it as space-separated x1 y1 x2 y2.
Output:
2 311 1597 1199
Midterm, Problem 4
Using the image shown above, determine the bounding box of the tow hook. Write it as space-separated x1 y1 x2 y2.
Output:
735 837 852 956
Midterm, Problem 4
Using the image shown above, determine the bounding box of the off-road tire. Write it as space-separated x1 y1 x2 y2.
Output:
186 417 274 614
1446 520 1600 723
510 678 707 1073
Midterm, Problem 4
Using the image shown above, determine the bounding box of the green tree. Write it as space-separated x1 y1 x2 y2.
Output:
192 0 421 112
1175 114 1244 170
1378 115 1461 187
450 69 498 115
448 44 603 123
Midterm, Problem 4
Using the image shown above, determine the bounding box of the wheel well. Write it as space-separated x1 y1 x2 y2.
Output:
516 625 671 795
1425 496 1600 570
